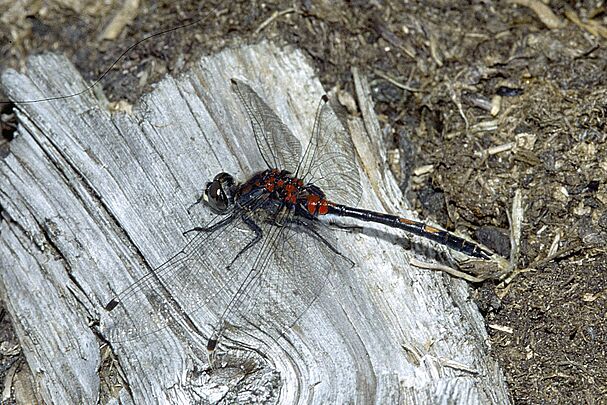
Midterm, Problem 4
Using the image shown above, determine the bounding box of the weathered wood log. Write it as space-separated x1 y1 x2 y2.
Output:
0 42 510 404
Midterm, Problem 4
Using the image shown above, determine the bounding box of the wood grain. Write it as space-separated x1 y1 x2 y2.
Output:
0 42 510 404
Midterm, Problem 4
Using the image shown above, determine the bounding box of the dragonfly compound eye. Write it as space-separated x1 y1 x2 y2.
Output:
204 173 235 214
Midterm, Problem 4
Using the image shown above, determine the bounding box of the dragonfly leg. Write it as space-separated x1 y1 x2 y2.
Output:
226 215 263 270
324 220 364 234
182 214 235 237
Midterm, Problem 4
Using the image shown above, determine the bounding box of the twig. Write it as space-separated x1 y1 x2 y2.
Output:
255 8 296 35
409 258 486 283
373 70 420 92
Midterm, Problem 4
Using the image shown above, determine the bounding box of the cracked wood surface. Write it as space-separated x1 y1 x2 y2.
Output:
0 42 510 404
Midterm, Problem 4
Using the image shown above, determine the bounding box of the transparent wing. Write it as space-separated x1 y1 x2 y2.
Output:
231 79 302 172
297 96 361 206
103 195 270 343
103 197 351 348
213 209 352 346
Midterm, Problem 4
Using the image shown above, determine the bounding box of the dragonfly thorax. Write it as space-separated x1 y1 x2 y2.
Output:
256 169 331 218
260 169 305 205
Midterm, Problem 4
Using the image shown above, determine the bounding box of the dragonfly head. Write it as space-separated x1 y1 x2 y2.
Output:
203 172 236 214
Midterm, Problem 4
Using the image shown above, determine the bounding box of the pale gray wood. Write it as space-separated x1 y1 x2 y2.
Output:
0 42 511 404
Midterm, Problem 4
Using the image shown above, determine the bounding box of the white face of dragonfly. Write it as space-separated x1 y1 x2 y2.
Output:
203 172 236 214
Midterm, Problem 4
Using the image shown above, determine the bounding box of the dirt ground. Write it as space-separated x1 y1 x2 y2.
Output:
1 0 606 403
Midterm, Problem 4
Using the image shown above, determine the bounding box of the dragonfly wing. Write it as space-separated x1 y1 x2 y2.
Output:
231 79 302 173
297 96 361 206
103 200 268 343
215 211 351 346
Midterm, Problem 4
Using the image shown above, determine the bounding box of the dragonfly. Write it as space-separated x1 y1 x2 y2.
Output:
103 78 494 352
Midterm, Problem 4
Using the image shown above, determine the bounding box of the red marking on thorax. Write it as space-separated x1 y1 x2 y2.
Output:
263 171 301 205
264 176 276 192
284 183 297 204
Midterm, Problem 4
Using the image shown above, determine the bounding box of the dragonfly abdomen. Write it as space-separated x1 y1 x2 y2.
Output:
325 203 492 259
